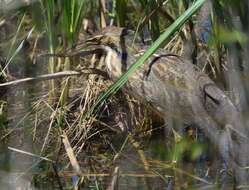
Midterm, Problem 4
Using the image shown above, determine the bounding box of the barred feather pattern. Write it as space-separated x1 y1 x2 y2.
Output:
87 26 249 184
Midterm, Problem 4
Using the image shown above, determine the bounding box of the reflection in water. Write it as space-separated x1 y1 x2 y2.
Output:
0 85 34 189
0 94 239 189
0 48 39 189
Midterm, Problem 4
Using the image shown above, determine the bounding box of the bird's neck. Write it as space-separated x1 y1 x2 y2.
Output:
104 46 123 78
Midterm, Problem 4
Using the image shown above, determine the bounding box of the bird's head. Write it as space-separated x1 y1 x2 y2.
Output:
86 26 135 78
86 26 130 47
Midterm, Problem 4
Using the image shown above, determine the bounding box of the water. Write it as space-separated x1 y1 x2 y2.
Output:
1 0 249 189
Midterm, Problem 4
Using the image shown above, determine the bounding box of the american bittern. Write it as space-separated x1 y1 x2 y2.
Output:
85 27 237 129
85 26 249 186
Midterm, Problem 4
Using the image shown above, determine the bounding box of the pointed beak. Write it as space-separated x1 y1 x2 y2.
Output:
65 35 106 57
85 35 104 45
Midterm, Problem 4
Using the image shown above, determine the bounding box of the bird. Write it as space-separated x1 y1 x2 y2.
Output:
85 27 234 132
85 26 249 186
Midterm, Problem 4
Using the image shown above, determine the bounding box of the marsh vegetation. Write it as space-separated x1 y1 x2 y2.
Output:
0 0 249 189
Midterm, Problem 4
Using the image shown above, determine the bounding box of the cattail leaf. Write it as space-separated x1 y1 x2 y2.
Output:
84 0 206 119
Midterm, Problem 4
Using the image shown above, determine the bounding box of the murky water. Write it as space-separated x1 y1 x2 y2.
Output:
0 117 233 189
1 0 249 189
